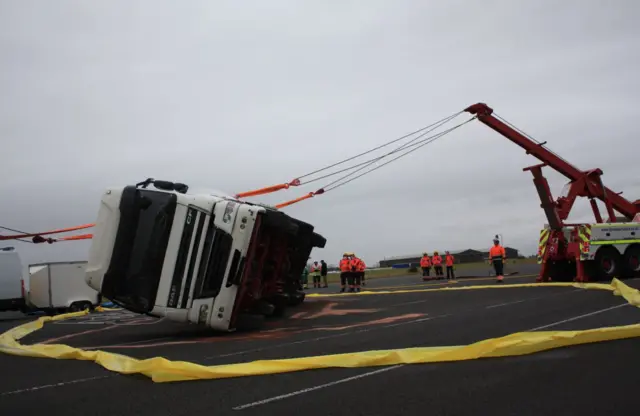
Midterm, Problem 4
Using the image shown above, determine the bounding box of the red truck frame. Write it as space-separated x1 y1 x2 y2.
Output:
465 103 640 282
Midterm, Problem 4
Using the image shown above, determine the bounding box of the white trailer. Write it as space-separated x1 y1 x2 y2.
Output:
0 247 27 312
28 261 100 314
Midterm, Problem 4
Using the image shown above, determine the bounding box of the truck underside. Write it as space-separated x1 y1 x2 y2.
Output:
230 209 325 330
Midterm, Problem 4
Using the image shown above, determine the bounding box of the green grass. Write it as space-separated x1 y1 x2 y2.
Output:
317 258 538 284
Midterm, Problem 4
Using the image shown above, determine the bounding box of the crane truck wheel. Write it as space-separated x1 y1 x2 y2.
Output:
621 244 640 278
593 246 621 281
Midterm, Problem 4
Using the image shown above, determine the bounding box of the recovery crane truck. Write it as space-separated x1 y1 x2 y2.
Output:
465 103 640 282
84 178 326 331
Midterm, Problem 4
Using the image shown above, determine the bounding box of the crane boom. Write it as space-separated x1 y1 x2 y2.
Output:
465 103 640 226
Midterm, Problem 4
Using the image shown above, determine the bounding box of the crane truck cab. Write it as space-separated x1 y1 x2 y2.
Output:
85 179 326 331
537 222 640 281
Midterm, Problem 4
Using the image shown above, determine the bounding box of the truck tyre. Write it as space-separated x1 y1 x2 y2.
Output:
622 244 640 278
311 232 327 249
593 246 621 281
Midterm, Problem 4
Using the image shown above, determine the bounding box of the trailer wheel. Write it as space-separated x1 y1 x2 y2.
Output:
593 246 621 281
622 245 640 278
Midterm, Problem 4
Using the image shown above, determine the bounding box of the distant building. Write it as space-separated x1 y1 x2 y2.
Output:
379 247 521 268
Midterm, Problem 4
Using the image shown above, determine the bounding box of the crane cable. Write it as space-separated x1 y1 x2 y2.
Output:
234 110 464 199
1 110 476 241
274 115 477 208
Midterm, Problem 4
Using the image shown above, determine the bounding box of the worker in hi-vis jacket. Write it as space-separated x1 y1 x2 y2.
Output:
489 238 507 283
420 253 432 280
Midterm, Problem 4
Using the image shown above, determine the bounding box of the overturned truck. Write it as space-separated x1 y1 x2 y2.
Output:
85 178 326 331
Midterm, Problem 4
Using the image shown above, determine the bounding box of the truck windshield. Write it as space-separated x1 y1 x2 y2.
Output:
102 186 177 313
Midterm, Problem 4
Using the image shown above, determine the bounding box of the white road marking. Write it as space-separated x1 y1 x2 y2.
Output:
486 288 583 309
232 365 404 410
208 315 444 360
0 375 112 396
527 303 630 331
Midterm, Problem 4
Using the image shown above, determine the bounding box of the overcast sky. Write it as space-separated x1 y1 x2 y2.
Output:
1 0 639 266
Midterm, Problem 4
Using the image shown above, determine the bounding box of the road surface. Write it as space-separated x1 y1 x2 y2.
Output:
1 265 638 416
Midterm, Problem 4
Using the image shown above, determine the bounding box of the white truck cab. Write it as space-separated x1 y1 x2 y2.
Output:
85 179 325 331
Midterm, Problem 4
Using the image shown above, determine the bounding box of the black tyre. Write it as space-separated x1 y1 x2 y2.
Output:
311 232 327 249
593 246 621 281
622 244 640 278
288 291 305 307
546 260 575 282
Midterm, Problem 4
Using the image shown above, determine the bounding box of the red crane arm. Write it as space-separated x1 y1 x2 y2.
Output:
464 103 639 223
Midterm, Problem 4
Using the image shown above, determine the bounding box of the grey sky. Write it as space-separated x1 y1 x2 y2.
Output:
1 0 639 266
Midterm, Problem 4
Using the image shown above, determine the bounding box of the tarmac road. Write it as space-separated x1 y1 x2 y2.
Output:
1 266 639 416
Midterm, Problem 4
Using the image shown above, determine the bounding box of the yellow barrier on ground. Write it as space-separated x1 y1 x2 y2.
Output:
0 279 638 383
306 281 617 297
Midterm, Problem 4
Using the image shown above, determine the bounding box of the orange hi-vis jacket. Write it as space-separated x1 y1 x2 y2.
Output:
349 257 361 272
339 258 350 272
489 245 506 261
432 255 442 266
420 256 431 267
445 254 454 267
356 258 366 272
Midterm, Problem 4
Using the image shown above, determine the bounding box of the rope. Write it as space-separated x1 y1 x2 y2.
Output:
0 226 34 244
0 224 95 243
274 116 477 208
323 116 476 193
299 112 463 186
494 112 579 171
296 111 464 181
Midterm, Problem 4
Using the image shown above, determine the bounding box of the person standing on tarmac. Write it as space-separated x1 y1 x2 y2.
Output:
445 251 455 280
349 253 362 292
301 262 309 290
359 257 367 287
432 251 443 279
311 261 321 288
320 260 328 288
420 252 432 280
339 253 351 293
489 239 507 283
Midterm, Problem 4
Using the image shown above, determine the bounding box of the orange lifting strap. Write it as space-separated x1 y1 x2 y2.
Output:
0 223 95 241
275 189 325 209
235 179 301 199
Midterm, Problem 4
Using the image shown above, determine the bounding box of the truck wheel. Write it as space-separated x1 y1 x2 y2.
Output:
287 291 305 307
622 245 640 278
311 232 327 249
593 246 621 281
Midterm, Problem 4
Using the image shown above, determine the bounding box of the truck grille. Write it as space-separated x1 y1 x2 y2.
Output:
194 219 233 299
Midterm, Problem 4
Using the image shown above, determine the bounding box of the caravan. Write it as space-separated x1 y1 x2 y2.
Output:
28 261 100 314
